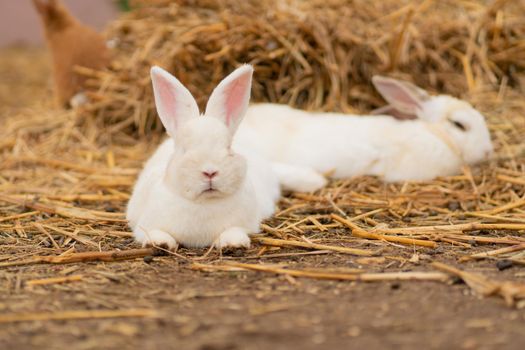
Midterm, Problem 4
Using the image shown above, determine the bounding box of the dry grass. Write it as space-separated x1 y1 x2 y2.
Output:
1 0 525 333
0 47 50 115
78 0 525 135
2 88 525 307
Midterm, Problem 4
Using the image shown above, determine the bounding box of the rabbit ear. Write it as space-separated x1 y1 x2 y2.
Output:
205 65 253 136
371 105 417 120
33 0 49 14
372 76 430 117
33 0 59 13
151 66 200 136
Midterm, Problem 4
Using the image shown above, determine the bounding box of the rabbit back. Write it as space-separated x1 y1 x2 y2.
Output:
238 103 463 181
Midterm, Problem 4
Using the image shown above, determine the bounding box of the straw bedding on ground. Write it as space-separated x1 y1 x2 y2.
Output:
1 0 525 348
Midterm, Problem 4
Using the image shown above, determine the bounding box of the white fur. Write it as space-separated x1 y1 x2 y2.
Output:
215 227 251 248
127 136 281 248
127 65 283 249
127 65 326 249
271 162 327 192
70 92 88 108
235 90 493 182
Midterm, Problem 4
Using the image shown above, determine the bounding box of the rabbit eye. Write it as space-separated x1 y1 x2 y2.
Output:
450 119 468 132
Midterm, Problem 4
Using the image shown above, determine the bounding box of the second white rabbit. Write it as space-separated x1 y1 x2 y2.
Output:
235 76 493 182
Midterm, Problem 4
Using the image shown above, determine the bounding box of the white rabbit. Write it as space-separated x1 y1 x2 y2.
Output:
235 76 493 182
126 65 325 250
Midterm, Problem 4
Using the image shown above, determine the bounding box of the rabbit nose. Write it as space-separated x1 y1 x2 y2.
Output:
202 171 218 179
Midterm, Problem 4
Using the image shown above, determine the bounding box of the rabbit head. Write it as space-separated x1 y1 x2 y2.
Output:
372 76 493 164
151 65 253 202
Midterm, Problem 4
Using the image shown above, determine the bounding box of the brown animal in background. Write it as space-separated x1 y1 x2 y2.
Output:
33 0 110 108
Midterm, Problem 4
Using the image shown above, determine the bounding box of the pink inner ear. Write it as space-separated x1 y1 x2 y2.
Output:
224 73 251 126
374 105 417 120
380 82 421 111
157 76 178 127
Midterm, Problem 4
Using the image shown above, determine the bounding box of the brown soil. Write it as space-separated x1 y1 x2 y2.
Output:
1 48 525 350
2 251 525 350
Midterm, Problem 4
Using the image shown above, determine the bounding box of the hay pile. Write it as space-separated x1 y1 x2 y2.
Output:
79 0 525 135
0 48 50 115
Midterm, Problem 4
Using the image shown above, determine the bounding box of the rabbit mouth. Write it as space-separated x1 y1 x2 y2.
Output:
201 186 221 196
199 188 225 200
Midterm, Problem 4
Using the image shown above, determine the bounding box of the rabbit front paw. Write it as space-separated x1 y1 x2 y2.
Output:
215 227 251 249
140 229 178 250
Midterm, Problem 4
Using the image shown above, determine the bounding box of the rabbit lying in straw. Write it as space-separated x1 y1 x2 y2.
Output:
127 65 325 249
235 76 494 182
33 0 110 108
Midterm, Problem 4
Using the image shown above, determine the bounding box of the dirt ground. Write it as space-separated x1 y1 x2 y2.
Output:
2 253 525 350
1 48 525 350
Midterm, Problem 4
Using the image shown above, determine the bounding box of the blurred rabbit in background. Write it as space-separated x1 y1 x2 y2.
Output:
33 0 110 108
